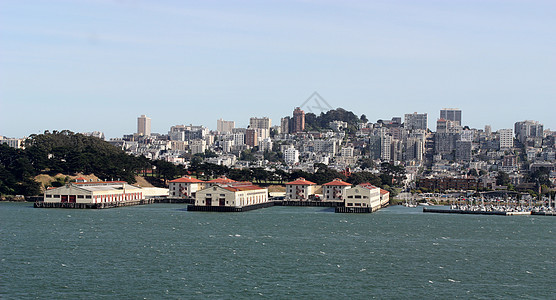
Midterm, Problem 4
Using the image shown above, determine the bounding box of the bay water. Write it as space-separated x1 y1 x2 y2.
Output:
1 202 554 299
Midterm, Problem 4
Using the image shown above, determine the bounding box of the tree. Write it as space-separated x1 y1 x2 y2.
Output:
360 114 368 123
496 171 510 186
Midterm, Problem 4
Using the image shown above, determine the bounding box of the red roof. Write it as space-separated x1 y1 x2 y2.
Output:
359 183 379 190
206 177 236 184
223 185 265 192
169 176 205 183
380 189 390 195
322 178 351 186
75 176 87 181
286 177 316 185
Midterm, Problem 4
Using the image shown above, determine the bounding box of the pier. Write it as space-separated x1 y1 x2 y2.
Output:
34 199 156 209
273 200 343 207
187 202 275 212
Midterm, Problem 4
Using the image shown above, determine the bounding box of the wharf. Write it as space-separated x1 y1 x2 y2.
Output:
273 200 343 207
34 199 156 209
335 206 375 213
187 202 275 212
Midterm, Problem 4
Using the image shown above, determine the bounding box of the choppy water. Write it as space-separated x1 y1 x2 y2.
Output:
1 202 554 299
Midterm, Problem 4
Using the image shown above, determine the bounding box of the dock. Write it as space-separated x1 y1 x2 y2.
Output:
34 199 156 209
187 202 275 212
273 200 343 207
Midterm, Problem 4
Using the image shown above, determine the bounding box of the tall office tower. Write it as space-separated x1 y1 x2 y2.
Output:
249 117 271 130
245 129 258 147
137 115 151 136
440 108 462 126
499 128 514 150
404 112 428 130
217 118 235 133
292 107 305 133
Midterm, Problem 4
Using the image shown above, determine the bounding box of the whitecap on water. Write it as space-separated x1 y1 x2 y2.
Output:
359 268 366 272
448 279 460 283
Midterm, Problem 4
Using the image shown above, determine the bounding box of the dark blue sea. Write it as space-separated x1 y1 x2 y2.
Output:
1 202 554 299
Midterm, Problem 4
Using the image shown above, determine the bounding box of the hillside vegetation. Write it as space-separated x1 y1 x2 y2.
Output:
0 130 156 196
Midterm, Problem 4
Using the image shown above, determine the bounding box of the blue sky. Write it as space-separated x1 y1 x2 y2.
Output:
1 0 555 138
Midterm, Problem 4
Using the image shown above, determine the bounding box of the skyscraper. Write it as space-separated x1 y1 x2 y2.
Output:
292 107 305 133
404 112 428 131
137 115 151 136
440 108 462 126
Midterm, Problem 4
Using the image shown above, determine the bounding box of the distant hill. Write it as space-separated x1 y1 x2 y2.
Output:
304 108 362 131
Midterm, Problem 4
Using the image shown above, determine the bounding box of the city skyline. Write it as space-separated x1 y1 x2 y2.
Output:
1 1 555 138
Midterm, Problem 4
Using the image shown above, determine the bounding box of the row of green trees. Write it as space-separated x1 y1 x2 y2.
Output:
0 131 186 195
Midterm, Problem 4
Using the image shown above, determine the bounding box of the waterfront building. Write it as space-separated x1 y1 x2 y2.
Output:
343 183 382 210
285 178 317 200
379 189 390 204
195 182 268 208
137 115 151 136
169 176 205 198
322 178 351 201
205 176 237 187
44 181 144 204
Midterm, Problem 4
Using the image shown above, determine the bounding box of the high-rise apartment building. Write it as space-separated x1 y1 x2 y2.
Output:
499 129 514 150
292 107 305 133
137 115 151 136
245 129 258 147
440 108 462 126
514 120 543 144
217 119 235 134
404 112 428 131
249 117 271 130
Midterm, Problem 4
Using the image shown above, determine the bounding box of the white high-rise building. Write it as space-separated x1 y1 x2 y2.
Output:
499 129 514 150
137 115 151 136
284 147 299 164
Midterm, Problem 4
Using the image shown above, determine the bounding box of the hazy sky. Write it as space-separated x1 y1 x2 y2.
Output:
1 0 555 138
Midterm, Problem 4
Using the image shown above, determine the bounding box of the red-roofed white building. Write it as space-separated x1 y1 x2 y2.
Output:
322 178 352 201
285 178 316 200
195 182 268 208
379 189 390 207
205 176 237 187
344 183 381 210
44 181 143 204
169 176 205 198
